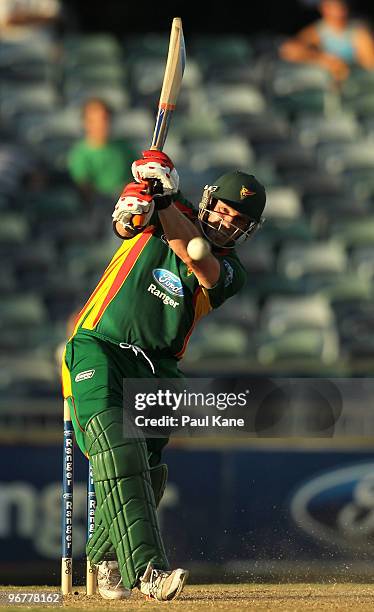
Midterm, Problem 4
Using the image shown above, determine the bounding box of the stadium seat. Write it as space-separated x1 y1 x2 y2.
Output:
173 114 226 143
264 187 302 220
63 62 127 89
25 187 81 219
321 276 373 305
256 328 340 367
203 84 267 118
184 321 250 361
202 296 258 329
334 301 374 361
0 294 48 328
191 34 252 72
130 57 202 97
0 214 29 244
328 217 374 248
232 113 290 152
295 113 360 148
278 240 347 279
261 142 318 186
13 240 57 290
271 61 333 95
0 267 17 294
341 67 374 101
112 108 155 140
260 294 335 335
239 241 275 274
123 33 170 59
350 246 374 279
260 218 315 247
0 84 59 118
270 62 338 118
63 83 129 111
63 34 123 64
187 136 254 173
317 140 374 174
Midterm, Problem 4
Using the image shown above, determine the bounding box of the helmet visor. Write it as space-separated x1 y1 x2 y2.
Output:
198 186 263 247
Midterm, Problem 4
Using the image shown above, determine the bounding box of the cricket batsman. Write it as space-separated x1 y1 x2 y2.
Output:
61 150 266 601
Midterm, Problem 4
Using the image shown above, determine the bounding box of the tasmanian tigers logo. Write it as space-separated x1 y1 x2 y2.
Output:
240 185 256 200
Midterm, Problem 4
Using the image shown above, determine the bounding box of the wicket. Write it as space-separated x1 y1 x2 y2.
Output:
61 399 97 595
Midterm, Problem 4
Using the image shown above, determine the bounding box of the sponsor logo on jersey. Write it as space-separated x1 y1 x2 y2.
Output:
223 260 234 287
75 369 95 382
148 284 180 308
240 185 256 199
152 269 184 297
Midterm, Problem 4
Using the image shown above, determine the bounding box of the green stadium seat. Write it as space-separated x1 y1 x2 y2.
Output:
0 294 48 328
64 83 129 111
321 276 373 303
112 108 154 140
256 328 340 367
265 187 302 220
204 84 266 117
329 217 374 248
278 240 347 279
350 246 374 279
272 61 333 95
173 114 226 143
191 35 252 71
260 218 315 247
64 62 127 87
295 113 360 148
63 34 123 64
123 33 170 59
187 136 254 172
0 214 29 244
184 321 250 361
0 84 59 118
260 294 335 335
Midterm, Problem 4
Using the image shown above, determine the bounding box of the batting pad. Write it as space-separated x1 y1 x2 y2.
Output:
86 464 169 563
84 408 169 589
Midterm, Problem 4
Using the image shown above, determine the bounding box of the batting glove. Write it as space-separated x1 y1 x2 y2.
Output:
112 181 155 231
132 150 179 195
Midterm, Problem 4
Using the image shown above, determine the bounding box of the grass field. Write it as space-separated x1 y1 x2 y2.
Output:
1 584 374 611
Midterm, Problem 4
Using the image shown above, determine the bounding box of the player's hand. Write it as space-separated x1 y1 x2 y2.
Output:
112 181 155 230
132 150 179 195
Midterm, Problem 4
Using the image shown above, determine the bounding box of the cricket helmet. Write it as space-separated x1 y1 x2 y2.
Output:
198 170 266 248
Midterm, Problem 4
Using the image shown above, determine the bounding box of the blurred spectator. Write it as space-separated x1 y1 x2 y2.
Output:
67 98 137 205
0 0 62 42
279 0 374 81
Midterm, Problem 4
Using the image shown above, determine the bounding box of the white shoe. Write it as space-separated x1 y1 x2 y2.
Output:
97 560 131 600
139 562 188 601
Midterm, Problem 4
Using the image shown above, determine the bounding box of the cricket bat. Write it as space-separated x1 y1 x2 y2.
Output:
150 16 186 152
131 16 186 223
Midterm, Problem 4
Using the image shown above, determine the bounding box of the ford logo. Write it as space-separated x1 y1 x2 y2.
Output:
290 462 374 552
152 269 184 297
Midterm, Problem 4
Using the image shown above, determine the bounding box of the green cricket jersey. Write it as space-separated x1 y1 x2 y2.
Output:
70 194 247 359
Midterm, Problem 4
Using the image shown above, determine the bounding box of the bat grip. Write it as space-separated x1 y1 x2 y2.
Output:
146 178 163 196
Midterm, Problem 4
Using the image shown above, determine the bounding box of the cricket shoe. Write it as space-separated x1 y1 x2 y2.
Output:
139 562 189 601
97 560 131 599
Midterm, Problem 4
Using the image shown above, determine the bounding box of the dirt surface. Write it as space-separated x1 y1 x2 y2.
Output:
1 584 374 611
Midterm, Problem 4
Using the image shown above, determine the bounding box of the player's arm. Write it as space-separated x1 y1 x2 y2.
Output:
131 149 220 287
158 204 220 288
